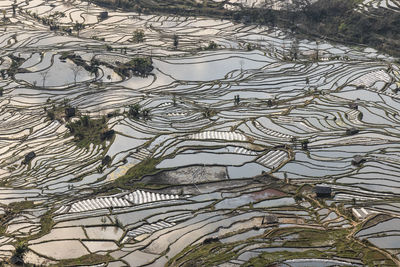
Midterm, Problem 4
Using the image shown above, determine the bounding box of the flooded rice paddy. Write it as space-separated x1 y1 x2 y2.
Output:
0 0 400 266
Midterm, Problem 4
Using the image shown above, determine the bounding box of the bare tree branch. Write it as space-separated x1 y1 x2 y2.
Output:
39 69 50 87
70 64 83 85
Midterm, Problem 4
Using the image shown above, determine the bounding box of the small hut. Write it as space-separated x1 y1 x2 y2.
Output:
23 151 36 164
314 186 332 198
346 128 359 136
352 155 366 166
65 107 76 118
99 11 108 20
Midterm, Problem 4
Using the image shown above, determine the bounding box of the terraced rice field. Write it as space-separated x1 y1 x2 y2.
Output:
1 0 400 266
358 0 400 13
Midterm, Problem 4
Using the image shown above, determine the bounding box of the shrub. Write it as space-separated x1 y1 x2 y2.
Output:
132 29 145 43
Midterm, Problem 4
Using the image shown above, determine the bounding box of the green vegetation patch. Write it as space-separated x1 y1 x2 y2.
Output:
244 249 327 267
66 116 113 148
7 54 25 77
168 227 397 267
16 209 55 244
131 29 145 43
128 103 151 119
45 102 72 122
113 157 162 188
255 228 396 267
7 201 35 212
53 254 113 267
32 210 54 240
117 57 154 77
0 201 35 234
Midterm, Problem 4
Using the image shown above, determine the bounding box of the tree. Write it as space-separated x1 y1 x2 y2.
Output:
206 41 217 50
314 40 320 61
12 4 16 17
128 103 141 118
73 21 85 36
40 69 50 87
290 38 299 60
128 104 151 120
301 139 309 150
173 34 179 49
263 0 274 9
202 107 216 118
239 59 244 71
123 57 153 76
132 29 144 43
89 64 98 78
11 242 28 265
81 115 90 127
70 64 83 85
172 93 177 106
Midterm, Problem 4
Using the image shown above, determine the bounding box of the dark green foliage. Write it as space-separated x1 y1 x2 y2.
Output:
11 241 28 265
132 29 145 43
101 129 115 140
122 57 153 76
102 155 111 166
173 34 179 48
60 53 99 75
301 139 309 150
128 103 151 119
47 110 55 120
205 41 217 50
128 103 141 118
66 116 113 148
291 0 400 56
22 152 36 165
113 157 162 188
7 55 25 77
202 107 216 118
73 21 85 32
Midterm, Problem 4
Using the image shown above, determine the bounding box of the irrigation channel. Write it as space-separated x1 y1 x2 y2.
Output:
1 0 400 266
